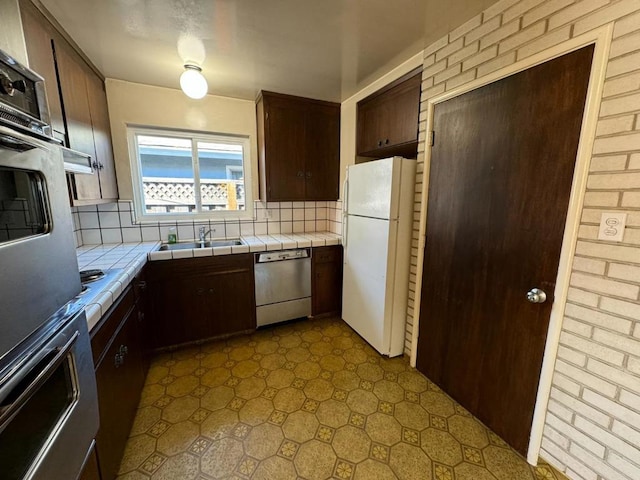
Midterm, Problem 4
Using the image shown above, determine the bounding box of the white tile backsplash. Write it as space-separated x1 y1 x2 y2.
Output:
71 200 342 247
99 211 120 228
101 228 123 244
79 211 99 229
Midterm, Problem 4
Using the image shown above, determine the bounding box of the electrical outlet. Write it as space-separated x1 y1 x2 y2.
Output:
597 212 627 242
264 209 273 220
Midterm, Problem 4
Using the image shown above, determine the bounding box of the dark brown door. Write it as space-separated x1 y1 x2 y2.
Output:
266 99 306 201
78 443 100 480
312 246 343 316
19 1 66 137
305 105 340 200
86 72 118 200
416 46 593 455
54 40 100 200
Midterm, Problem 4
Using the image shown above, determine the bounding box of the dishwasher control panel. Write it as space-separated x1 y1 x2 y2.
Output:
255 248 309 263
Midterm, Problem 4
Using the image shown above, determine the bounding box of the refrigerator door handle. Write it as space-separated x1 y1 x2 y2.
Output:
342 173 349 250
342 174 349 214
343 214 348 251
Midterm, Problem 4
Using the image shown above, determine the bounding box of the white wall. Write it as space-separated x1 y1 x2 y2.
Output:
105 79 259 202
0 0 28 64
411 1 640 479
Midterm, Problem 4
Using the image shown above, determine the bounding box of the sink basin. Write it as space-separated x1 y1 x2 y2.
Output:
159 239 244 251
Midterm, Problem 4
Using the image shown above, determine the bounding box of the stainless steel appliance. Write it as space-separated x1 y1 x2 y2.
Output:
0 304 98 480
0 48 98 479
0 49 81 358
0 49 52 141
254 249 311 326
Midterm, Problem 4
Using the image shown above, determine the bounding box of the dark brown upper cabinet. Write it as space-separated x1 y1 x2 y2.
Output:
20 0 65 141
356 68 422 160
257 91 340 202
20 0 118 205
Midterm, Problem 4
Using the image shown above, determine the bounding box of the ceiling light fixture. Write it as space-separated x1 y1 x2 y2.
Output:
180 64 208 99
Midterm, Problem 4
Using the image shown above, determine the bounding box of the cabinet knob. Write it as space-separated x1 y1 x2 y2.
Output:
378 140 383 147
98 163 104 170
306 171 312 178
114 352 124 368
297 171 304 178
92 161 100 170
385 139 389 145
137 280 147 290
119 344 128 356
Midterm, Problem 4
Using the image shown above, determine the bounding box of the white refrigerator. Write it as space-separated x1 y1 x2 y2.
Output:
342 157 416 357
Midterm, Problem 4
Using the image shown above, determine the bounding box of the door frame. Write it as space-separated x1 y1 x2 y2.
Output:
410 24 613 464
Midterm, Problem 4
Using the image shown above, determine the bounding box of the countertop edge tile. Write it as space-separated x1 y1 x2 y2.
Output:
144 233 340 260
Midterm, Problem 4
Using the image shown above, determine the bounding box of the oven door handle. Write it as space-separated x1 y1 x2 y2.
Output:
0 330 79 429
0 130 40 152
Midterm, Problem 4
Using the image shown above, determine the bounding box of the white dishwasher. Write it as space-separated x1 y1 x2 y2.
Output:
254 248 311 327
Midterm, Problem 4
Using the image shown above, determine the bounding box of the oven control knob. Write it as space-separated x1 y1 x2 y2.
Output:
0 71 15 96
12 79 26 93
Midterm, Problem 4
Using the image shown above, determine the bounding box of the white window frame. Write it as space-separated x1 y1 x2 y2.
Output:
127 126 254 222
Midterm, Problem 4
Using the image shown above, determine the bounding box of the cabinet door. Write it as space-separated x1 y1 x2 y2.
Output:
384 73 421 147
150 276 209 348
312 246 343 316
95 308 139 480
54 41 100 200
78 443 100 480
356 70 421 157
265 99 306 201
305 105 340 201
209 269 256 336
86 73 118 200
356 96 387 154
148 255 256 349
19 1 65 137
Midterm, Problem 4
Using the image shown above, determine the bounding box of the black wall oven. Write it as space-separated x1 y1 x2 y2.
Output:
0 49 98 479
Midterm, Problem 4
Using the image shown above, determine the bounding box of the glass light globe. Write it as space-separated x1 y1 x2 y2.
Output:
180 66 208 99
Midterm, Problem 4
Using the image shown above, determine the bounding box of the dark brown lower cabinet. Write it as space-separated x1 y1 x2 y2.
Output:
78 442 100 480
147 254 256 349
312 246 343 317
91 282 147 480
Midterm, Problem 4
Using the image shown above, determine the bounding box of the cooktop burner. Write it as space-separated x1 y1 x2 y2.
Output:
79 269 105 283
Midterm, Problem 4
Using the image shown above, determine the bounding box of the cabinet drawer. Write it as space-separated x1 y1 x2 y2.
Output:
313 245 342 264
90 285 135 365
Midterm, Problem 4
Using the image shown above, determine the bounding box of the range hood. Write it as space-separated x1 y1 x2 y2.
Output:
62 146 93 174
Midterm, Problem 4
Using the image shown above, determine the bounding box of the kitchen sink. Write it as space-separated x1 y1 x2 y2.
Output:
159 239 244 251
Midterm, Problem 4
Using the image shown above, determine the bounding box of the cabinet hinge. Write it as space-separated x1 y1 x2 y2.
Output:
428 131 435 147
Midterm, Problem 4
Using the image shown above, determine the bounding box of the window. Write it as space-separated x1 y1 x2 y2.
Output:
128 128 253 221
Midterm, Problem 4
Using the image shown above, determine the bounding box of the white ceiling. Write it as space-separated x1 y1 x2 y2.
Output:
38 0 497 102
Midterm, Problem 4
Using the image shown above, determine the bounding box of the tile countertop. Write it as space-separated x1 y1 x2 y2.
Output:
147 232 342 261
77 232 342 331
76 242 160 332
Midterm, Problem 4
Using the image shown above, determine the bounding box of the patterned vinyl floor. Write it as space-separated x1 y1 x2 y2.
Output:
116 317 566 480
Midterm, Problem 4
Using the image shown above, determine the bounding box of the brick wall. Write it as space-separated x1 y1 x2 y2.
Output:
409 0 640 478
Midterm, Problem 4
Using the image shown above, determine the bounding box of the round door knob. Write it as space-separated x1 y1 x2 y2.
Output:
526 288 547 304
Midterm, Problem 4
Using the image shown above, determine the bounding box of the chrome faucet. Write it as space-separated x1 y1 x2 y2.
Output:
198 226 212 244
